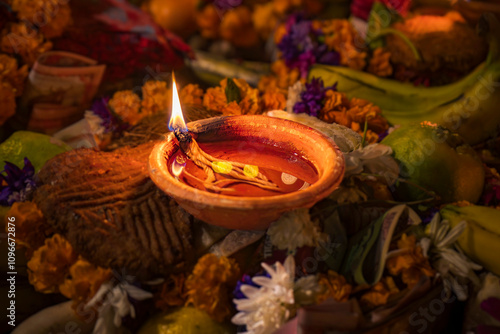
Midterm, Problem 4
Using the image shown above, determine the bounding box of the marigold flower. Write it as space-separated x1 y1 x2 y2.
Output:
0 54 28 96
196 4 220 39
271 60 302 90
321 19 367 71
317 270 352 303
239 96 261 115
367 47 393 77
221 101 242 116
180 84 204 106
261 89 286 111
386 234 435 289
6 202 51 258
0 82 16 125
253 3 280 39
273 0 302 15
185 253 240 322
203 86 227 111
40 3 73 39
108 90 142 125
258 75 280 93
59 258 112 308
1 22 53 66
141 80 170 116
155 273 187 309
360 276 400 309
219 6 259 47
28 234 78 293
12 0 61 23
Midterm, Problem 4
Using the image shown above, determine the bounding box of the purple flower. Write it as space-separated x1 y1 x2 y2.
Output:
233 272 271 300
293 77 335 117
0 158 36 206
314 44 340 66
91 97 129 134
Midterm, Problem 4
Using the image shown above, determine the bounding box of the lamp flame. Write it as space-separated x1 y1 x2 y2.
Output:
168 73 188 132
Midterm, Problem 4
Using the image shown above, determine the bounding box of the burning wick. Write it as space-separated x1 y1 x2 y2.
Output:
168 73 281 193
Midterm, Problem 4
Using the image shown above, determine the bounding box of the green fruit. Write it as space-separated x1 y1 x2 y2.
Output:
381 123 484 203
0 131 71 172
138 307 234 334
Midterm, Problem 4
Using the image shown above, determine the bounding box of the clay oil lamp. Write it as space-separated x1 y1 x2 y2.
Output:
149 75 345 230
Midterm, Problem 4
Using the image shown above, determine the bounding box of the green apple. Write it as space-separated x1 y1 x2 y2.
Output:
382 123 484 203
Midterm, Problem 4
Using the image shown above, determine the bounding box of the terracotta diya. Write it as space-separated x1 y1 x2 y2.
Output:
148 77 345 230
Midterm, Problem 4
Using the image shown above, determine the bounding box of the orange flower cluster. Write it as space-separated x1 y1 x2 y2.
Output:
259 60 302 91
386 234 435 289
359 276 400 309
6 202 51 258
367 48 393 77
59 258 112 309
197 78 286 116
108 90 142 126
317 270 352 303
180 84 204 106
319 90 389 143
185 253 240 322
155 273 187 310
0 54 28 96
27 234 111 309
27 234 78 293
1 22 53 66
141 80 171 116
313 20 367 71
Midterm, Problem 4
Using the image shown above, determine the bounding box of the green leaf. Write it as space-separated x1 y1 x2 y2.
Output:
225 78 241 104
365 2 402 50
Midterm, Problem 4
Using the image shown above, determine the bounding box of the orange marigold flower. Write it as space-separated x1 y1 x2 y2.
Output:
317 270 352 303
180 84 204 106
348 97 388 134
273 0 302 15
203 86 227 111
185 254 240 322
1 22 53 66
40 3 73 39
141 80 170 116
0 54 28 96
386 234 435 289
261 89 286 111
155 273 187 309
221 101 242 116
0 82 16 125
258 75 280 93
360 276 400 309
12 0 63 23
367 47 393 77
274 23 288 45
271 60 302 90
108 90 142 126
6 202 51 258
253 3 280 39
196 4 220 39
219 6 259 48
322 20 367 71
239 96 261 115
28 234 78 293
59 258 112 308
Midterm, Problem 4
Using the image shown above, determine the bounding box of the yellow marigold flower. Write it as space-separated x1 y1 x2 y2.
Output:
367 47 393 77
386 234 435 289
6 202 51 258
180 84 204 106
261 89 286 111
317 270 352 303
40 3 73 39
196 4 220 39
1 22 53 66
59 258 112 308
203 86 227 111
0 54 28 96
185 254 240 322
360 276 399 309
155 274 187 309
0 82 16 126
141 80 170 116
221 101 242 116
253 3 280 39
109 90 142 125
219 6 259 48
27 234 78 293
